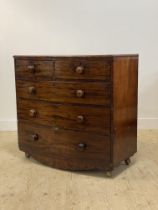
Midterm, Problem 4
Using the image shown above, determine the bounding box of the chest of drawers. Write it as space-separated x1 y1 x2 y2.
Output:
14 55 138 175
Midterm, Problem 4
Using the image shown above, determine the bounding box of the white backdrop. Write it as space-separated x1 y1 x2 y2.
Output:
0 0 158 130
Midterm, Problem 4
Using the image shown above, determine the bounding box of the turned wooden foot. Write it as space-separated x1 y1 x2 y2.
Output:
125 158 131 165
25 152 31 158
106 171 112 177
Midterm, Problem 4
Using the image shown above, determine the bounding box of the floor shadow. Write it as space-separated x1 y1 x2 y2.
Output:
72 161 136 179
3 139 137 178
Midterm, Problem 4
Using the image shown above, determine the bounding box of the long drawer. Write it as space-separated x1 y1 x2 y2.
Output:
18 122 110 169
16 80 111 106
17 99 111 135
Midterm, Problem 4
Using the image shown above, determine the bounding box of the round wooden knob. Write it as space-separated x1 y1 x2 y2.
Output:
28 86 36 94
29 109 37 117
76 90 84 98
32 134 39 141
53 127 59 132
78 143 87 151
77 115 84 123
75 66 84 74
27 65 35 73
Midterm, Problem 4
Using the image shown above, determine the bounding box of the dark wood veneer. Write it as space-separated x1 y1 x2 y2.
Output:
54 59 111 80
112 56 138 166
14 55 138 173
16 80 111 106
17 99 110 135
15 59 54 80
18 121 110 170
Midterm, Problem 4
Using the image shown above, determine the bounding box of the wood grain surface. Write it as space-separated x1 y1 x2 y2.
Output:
14 55 138 171
112 55 138 165
15 59 54 80
54 59 111 80
18 121 110 170
16 80 111 106
17 99 111 135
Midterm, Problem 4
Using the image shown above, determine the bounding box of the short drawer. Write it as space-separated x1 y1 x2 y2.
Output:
18 122 110 169
15 59 54 80
55 59 111 80
17 99 111 135
16 80 111 106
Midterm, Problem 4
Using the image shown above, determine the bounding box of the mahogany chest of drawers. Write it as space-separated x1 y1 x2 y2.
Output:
14 55 138 175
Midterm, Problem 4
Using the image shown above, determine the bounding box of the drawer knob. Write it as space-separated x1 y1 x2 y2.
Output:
32 134 39 141
28 86 36 94
29 109 37 117
77 115 85 123
78 143 87 151
27 65 35 73
76 90 84 98
75 66 84 74
53 126 59 132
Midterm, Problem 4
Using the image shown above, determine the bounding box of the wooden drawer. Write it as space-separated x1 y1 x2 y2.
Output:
17 99 111 135
55 59 111 80
15 59 54 80
16 80 111 106
18 122 110 170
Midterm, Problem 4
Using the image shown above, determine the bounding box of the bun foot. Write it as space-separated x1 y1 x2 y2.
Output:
106 171 112 177
125 158 131 165
25 152 31 158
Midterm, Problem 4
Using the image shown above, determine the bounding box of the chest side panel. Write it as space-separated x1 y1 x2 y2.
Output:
112 55 138 165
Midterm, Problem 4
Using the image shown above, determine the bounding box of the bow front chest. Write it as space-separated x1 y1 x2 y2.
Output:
14 55 138 174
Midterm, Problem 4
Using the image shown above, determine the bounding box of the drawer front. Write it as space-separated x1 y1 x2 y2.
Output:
17 99 110 135
55 59 111 80
16 80 111 106
18 122 110 169
15 59 54 79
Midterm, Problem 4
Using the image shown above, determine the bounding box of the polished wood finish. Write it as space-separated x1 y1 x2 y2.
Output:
17 99 110 135
14 55 138 172
15 59 54 80
18 121 110 170
54 59 111 80
112 56 138 166
16 80 111 105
